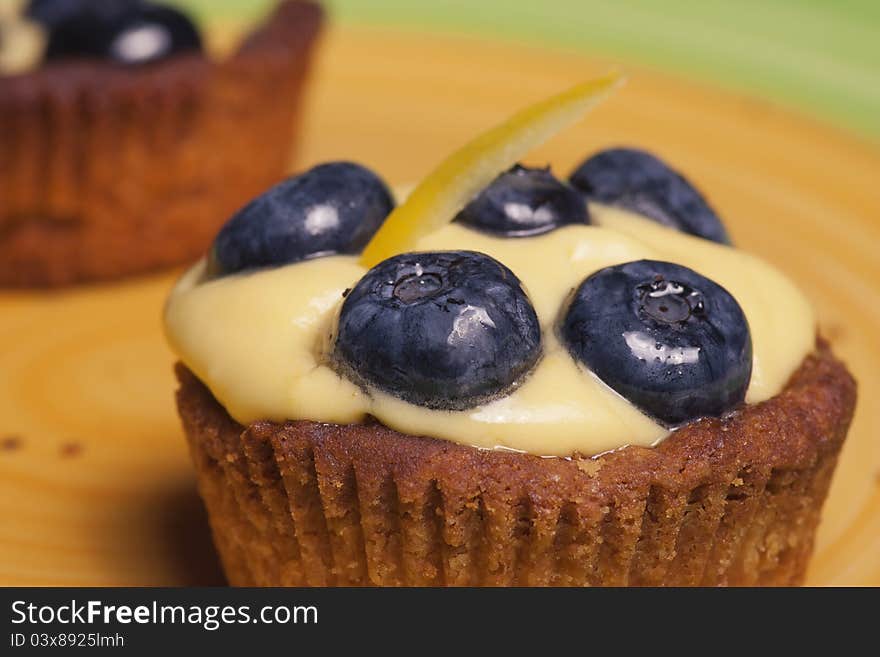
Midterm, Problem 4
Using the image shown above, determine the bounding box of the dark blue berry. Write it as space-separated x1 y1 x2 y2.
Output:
26 0 142 29
559 259 751 426
455 164 589 237
333 251 542 410
210 162 395 276
569 148 731 244
43 2 201 65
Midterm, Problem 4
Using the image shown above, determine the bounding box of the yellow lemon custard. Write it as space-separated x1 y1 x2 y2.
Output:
0 1 44 75
164 79 814 457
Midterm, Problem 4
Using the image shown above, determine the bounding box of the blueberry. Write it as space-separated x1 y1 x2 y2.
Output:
455 164 589 237
43 2 201 65
25 0 142 29
569 148 731 244
333 251 542 410
558 260 751 426
210 162 395 276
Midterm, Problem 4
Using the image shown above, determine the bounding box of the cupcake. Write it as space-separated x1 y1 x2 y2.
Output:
165 79 856 586
0 0 323 287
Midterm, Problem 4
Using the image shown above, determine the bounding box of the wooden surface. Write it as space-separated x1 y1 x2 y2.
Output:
1 25 878 586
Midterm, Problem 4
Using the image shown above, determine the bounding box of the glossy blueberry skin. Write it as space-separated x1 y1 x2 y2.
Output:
333 251 542 410
26 0 142 29
43 2 201 65
455 164 589 237
569 148 731 244
558 260 751 426
210 162 395 276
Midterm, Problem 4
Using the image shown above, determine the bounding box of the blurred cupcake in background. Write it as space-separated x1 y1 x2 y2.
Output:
0 0 323 287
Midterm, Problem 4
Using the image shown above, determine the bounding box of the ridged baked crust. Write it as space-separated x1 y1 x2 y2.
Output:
0 0 323 287
176 340 855 586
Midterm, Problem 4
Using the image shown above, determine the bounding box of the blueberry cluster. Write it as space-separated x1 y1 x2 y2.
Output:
207 150 751 424
453 149 730 243
26 0 201 66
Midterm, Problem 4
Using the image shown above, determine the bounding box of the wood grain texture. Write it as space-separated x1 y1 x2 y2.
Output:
1 26 877 585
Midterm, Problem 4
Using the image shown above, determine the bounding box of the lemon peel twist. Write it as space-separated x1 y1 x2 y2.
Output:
359 73 624 268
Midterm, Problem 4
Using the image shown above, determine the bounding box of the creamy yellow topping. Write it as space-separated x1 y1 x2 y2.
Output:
164 204 814 457
0 2 45 76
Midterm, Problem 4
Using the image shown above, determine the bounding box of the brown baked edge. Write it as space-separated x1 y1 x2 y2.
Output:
0 0 323 287
175 340 856 586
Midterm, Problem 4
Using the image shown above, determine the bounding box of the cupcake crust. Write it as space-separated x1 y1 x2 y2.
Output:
0 0 323 286
176 339 855 586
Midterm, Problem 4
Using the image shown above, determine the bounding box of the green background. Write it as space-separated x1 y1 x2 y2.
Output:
180 0 880 141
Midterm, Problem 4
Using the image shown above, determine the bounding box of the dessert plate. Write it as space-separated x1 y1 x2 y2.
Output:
1 26 878 585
